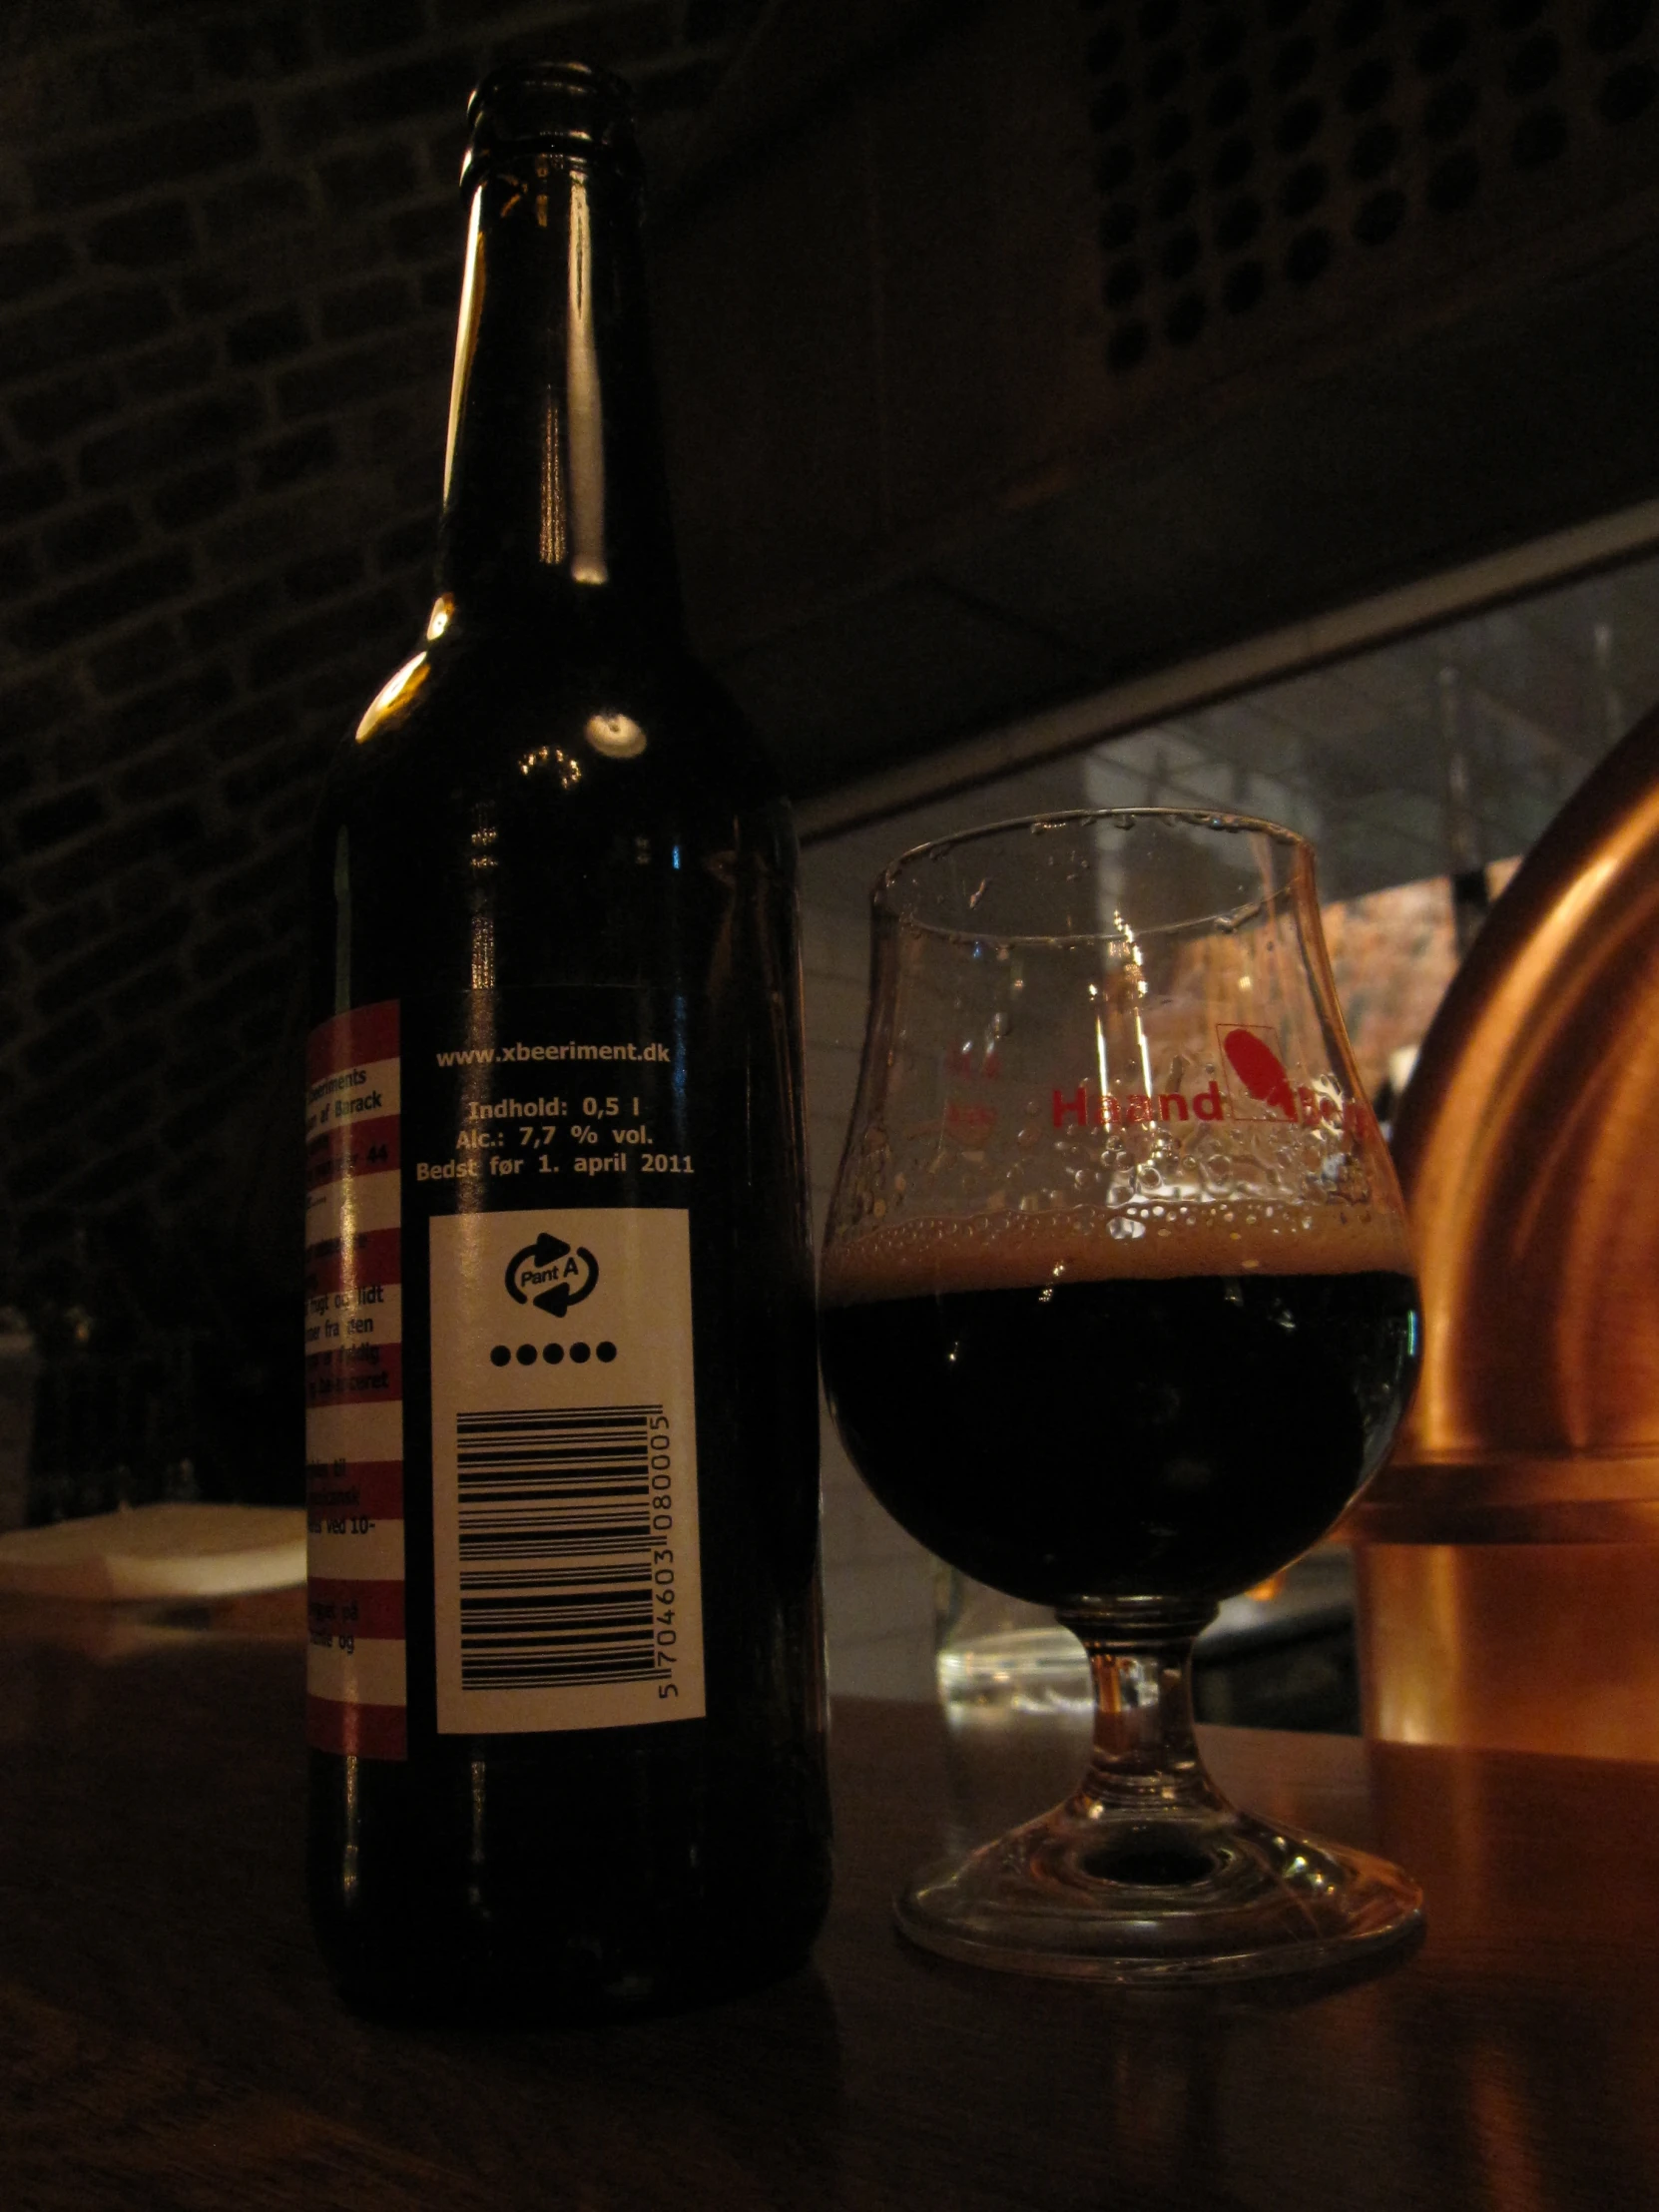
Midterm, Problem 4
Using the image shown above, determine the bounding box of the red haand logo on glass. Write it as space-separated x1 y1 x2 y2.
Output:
1046 1025 1369 1137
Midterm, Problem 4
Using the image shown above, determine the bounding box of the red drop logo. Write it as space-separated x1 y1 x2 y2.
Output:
1221 1027 1297 1118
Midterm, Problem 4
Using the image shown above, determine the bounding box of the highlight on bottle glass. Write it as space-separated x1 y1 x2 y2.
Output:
819 809 1424 1981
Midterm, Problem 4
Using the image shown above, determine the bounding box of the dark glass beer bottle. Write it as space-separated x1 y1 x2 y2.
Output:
302 61 830 2018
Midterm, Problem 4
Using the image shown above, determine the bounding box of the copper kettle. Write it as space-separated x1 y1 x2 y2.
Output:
1348 699 1659 1755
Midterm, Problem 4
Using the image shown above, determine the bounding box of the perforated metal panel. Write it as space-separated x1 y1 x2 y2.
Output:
1078 0 1659 381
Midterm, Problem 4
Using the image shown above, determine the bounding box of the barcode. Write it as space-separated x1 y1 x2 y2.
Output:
454 1403 669 1691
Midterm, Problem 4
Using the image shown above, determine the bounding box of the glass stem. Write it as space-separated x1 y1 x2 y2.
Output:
1056 1601 1230 1824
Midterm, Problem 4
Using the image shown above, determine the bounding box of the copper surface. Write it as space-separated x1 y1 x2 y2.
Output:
1349 698 1659 1542
1355 1540 1659 1756
1346 699 1659 1753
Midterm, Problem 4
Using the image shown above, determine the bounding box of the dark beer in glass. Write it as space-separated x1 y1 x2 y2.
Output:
820 810 1422 1981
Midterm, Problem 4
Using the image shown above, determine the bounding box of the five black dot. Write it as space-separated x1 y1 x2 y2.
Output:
487 1339 619 1367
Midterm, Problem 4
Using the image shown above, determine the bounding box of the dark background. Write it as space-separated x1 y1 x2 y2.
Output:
0 0 768 1501
1 0 1656 1507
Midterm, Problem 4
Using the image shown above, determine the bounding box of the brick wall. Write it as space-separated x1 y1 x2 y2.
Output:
0 2 758 1356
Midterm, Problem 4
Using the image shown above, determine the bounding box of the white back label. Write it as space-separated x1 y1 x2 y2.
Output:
429 1207 705 1734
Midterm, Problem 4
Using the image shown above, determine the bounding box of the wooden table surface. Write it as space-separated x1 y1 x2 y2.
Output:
1 1596 1655 2212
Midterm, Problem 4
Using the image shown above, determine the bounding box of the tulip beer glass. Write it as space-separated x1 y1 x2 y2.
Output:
820 812 1423 1980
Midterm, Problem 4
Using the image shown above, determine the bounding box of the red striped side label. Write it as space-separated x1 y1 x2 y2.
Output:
304 1227 401 1300
308 1576 406 1641
304 1340 404 1407
307 1459 404 1521
306 1699 407 1761
307 1001 400 1085
305 999 406 1762
306 1114 401 1189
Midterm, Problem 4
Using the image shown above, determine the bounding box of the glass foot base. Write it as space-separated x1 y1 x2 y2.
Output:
896 1795 1423 1984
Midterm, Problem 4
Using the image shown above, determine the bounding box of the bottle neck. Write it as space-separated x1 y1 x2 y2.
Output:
435 155 682 641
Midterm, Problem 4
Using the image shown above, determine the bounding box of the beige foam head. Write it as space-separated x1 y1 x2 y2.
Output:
821 1201 1414 1304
